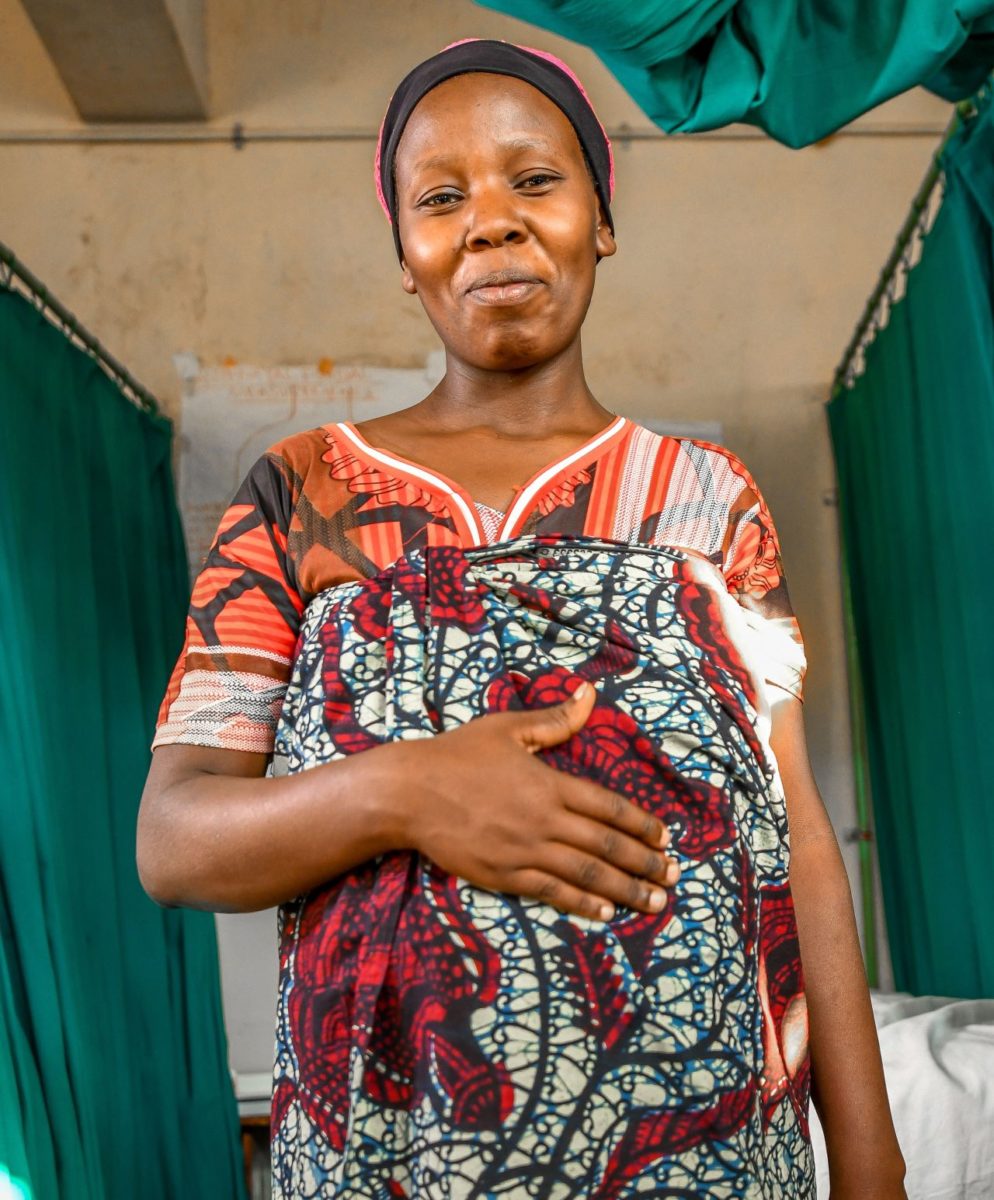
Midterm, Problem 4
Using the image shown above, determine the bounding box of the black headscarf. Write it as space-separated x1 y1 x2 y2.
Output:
374 38 616 262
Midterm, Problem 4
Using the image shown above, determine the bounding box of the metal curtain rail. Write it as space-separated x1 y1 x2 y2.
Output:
0 239 161 417
831 89 989 396
0 121 951 148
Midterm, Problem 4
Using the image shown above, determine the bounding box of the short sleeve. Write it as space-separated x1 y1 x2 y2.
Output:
153 450 305 753
720 455 807 703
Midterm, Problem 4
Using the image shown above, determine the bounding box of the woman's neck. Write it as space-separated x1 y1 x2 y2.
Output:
408 339 612 439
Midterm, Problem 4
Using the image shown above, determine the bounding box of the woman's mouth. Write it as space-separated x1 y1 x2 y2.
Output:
465 272 542 307
467 280 543 306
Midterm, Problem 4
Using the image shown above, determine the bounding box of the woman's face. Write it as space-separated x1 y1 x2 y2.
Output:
393 72 616 373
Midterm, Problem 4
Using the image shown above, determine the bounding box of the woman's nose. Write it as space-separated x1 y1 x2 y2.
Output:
465 190 528 250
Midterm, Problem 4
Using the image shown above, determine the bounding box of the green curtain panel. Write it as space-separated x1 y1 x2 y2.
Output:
473 0 994 145
828 89 994 998
0 287 246 1199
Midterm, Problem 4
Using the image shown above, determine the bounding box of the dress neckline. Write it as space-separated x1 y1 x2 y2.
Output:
331 415 632 546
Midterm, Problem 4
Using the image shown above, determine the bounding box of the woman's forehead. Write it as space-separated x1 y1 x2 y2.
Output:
395 73 582 172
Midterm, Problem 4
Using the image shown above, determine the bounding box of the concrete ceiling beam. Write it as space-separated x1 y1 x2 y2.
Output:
18 0 208 121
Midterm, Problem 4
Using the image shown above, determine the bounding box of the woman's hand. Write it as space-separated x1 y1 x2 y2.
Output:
827 1165 908 1200
395 681 681 920
138 681 679 915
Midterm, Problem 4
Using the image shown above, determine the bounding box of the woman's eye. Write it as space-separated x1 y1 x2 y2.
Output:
520 174 556 187
422 192 460 207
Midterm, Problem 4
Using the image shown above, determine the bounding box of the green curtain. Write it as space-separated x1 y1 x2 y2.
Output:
828 88 994 998
0 287 246 1199
473 0 994 145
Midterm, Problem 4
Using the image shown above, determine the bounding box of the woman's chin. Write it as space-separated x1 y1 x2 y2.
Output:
457 328 576 374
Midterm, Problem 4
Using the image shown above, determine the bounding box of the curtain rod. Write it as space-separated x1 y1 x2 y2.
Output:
830 83 991 398
0 240 161 418
0 121 950 148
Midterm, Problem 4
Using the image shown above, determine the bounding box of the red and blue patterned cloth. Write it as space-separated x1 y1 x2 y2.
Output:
270 534 813 1197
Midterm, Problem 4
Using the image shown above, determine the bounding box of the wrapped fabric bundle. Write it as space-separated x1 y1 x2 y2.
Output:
270 534 812 1196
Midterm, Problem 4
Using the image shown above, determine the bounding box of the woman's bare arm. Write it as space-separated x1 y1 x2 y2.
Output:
770 695 906 1197
137 740 420 912
137 683 681 916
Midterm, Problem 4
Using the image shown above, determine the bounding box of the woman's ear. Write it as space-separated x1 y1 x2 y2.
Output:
400 258 417 295
595 209 617 261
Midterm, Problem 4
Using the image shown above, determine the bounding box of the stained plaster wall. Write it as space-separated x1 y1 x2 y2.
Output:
1 0 956 1064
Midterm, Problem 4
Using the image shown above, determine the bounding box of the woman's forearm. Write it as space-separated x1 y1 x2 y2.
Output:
769 696 906 1194
789 833 906 1192
137 741 416 912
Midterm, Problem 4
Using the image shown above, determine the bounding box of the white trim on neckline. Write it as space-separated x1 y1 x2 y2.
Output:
497 415 628 539
334 422 485 543
333 414 629 546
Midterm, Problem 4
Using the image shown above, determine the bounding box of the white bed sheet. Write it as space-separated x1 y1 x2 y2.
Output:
809 990 994 1198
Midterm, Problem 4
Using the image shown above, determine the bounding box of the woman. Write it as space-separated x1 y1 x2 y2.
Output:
138 39 907 1198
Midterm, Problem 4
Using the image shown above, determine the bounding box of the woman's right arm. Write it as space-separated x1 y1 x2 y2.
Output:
137 738 418 913
137 683 681 917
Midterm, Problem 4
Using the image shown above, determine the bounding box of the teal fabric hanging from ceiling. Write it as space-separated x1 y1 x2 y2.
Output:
0 286 246 1199
827 88 994 998
473 1 994 145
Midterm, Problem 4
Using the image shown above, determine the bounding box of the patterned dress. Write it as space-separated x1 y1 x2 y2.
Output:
154 415 814 1197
